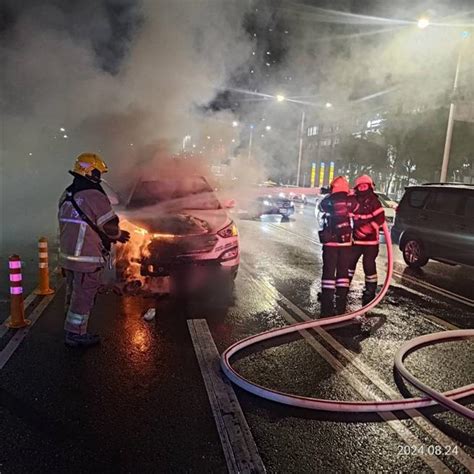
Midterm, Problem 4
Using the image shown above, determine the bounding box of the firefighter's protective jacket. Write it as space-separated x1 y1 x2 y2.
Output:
58 173 121 272
319 192 359 247
352 190 385 245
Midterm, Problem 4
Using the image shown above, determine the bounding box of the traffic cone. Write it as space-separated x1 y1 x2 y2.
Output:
34 237 54 295
6 255 30 329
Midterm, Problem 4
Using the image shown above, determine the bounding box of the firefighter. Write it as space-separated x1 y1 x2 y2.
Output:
318 176 359 316
59 153 130 347
348 174 385 305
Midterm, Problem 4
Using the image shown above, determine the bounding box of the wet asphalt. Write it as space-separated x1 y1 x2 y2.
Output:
0 205 473 473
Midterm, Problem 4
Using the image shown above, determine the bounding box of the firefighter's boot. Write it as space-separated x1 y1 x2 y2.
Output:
335 287 349 315
320 289 335 317
362 282 377 306
65 331 101 347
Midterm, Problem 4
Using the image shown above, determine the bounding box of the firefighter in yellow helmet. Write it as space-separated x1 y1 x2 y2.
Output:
58 153 130 347
318 176 359 316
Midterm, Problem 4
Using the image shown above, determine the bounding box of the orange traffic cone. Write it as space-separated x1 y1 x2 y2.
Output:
6 255 30 329
34 237 54 295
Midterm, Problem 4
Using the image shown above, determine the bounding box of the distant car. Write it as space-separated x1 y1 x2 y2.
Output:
114 175 239 295
391 183 474 268
250 195 295 220
305 194 323 206
375 191 397 226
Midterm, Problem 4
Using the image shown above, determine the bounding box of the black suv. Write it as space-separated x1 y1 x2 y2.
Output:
391 183 474 268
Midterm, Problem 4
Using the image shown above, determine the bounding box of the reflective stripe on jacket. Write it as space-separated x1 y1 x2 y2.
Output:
58 187 120 272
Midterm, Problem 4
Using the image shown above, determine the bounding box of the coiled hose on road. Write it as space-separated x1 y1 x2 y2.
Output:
221 223 474 420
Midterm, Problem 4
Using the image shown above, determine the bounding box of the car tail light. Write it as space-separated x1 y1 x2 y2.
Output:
218 222 238 238
220 246 239 261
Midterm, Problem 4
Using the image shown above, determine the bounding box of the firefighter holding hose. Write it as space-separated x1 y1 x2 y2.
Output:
58 153 130 347
318 176 359 316
348 174 385 306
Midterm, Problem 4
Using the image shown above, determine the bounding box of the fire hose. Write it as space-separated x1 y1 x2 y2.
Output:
220 223 474 420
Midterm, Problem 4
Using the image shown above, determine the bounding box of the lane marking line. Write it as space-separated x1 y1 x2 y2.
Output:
393 270 474 309
265 222 473 316
242 266 473 472
0 282 62 370
252 294 451 473
187 319 266 474
0 292 38 339
1 266 63 339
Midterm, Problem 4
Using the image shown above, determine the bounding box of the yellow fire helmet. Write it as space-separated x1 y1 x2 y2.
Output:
72 153 108 182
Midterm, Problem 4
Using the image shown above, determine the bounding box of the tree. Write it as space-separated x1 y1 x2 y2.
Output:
336 135 385 183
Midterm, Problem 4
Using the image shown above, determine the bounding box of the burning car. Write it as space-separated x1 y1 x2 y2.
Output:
114 176 239 296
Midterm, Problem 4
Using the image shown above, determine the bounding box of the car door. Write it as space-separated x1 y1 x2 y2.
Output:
423 189 465 263
456 190 474 266
397 188 432 251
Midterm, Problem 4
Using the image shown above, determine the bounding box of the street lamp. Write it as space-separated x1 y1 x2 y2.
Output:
275 94 306 186
417 17 430 29
435 29 470 182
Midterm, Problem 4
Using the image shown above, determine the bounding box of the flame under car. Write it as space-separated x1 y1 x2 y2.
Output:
114 176 239 295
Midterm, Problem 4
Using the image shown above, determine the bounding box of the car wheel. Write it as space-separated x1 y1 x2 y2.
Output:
402 238 429 268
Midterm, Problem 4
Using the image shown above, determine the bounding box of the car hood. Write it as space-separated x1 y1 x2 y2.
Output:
119 208 230 235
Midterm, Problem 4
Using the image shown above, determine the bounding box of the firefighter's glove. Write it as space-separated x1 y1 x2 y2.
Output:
117 230 131 243
355 223 373 239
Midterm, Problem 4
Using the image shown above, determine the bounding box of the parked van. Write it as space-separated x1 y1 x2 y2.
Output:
391 183 474 268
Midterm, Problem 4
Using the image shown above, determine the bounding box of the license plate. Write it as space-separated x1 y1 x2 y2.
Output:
279 208 288 214
149 276 171 294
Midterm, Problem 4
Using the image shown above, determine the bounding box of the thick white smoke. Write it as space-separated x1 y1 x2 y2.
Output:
0 0 253 252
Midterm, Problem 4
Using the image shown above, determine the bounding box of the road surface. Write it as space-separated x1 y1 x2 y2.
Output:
0 205 472 473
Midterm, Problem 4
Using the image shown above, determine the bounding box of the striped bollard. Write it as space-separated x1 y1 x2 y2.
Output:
34 237 55 295
7 255 30 328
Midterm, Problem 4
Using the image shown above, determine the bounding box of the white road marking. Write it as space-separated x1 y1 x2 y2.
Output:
393 269 474 309
1 266 63 340
242 266 474 472
0 291 38 339
187 319 266 474
0 283 62 370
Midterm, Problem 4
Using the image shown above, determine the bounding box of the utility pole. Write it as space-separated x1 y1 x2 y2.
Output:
247 126 254 161
440 42 464 182
296 110 306 187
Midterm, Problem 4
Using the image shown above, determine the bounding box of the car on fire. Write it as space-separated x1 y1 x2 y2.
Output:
114 176 239 296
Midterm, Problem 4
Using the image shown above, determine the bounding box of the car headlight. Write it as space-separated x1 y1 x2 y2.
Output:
263 200 271 206
218 221 238 238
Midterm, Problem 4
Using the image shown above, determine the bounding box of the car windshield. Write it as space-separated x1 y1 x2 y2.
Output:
127 177 221 210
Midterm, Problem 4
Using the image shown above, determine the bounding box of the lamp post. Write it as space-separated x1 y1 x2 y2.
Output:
276 94 332 186
417 18 471 181
247 125 254 161
440 39 466 182
296 109 306 187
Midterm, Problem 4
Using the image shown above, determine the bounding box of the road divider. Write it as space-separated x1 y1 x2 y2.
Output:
6 255 30 329
34 237 55 296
